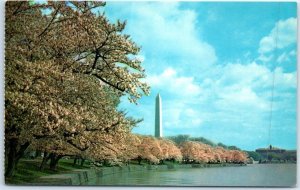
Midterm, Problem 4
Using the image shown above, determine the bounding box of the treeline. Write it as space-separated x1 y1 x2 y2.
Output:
168 135 241 150
120 134 248 165
246 151 297 162
24 134 248 167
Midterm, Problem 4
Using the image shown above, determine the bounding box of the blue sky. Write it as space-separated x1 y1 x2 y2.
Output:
103 2 297 151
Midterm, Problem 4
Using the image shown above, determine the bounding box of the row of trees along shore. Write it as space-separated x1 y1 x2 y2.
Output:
5 1 247 178
28 134 248 167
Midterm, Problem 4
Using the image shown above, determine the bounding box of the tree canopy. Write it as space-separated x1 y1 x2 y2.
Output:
5 1 149 177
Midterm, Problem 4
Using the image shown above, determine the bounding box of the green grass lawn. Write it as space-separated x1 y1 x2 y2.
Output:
5 158 90 184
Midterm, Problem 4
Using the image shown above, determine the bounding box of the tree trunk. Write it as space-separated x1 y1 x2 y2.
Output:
80 159 85 167
39 152 51 170
5 146 17 178
137 156 142 165
5 140 30 178
103 159 109 166
73 157 78 166
49 154 63 171
50 155 57 171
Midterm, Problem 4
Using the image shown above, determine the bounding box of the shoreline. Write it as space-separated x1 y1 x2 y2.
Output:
29 163 247 185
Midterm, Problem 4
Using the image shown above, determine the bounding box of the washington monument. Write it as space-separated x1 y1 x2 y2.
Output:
155 93 162 137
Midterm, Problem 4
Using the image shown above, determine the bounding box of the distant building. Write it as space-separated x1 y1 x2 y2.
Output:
255 145 286 154
255 145 296 163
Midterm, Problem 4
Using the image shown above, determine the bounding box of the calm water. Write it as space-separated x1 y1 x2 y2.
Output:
88 164 296 187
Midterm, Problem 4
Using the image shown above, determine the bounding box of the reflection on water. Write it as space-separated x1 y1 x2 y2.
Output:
87 164 296 187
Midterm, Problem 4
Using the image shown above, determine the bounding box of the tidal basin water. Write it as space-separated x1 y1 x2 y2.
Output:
88 164 296 186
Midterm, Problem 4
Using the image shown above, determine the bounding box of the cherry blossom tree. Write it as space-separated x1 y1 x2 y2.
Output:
158 138 182 162
118 133 142 164
230 150 248 163
180 141 247 164
5 1 149 177
137 136 162 164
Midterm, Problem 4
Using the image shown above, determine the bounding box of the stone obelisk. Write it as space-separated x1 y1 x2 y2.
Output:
155 93 162 137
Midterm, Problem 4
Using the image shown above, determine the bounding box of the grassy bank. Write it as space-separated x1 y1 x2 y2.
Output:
6 158 167 184
5 158 90 184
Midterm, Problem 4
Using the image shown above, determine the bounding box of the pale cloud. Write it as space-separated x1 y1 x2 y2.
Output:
164 106 203 129
289 50 296 56
147 67 202 97
257 54 273 62
273 67 296 89
259 36 275 54
164 107 182 129
204 63 271 112
216 87 268 111
191 118 203 126
214 62 271 91
199 61 296 121
110 2 217 72
276 50 296 63
258 17 296 54
215 62 296 90
277 52 290 63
